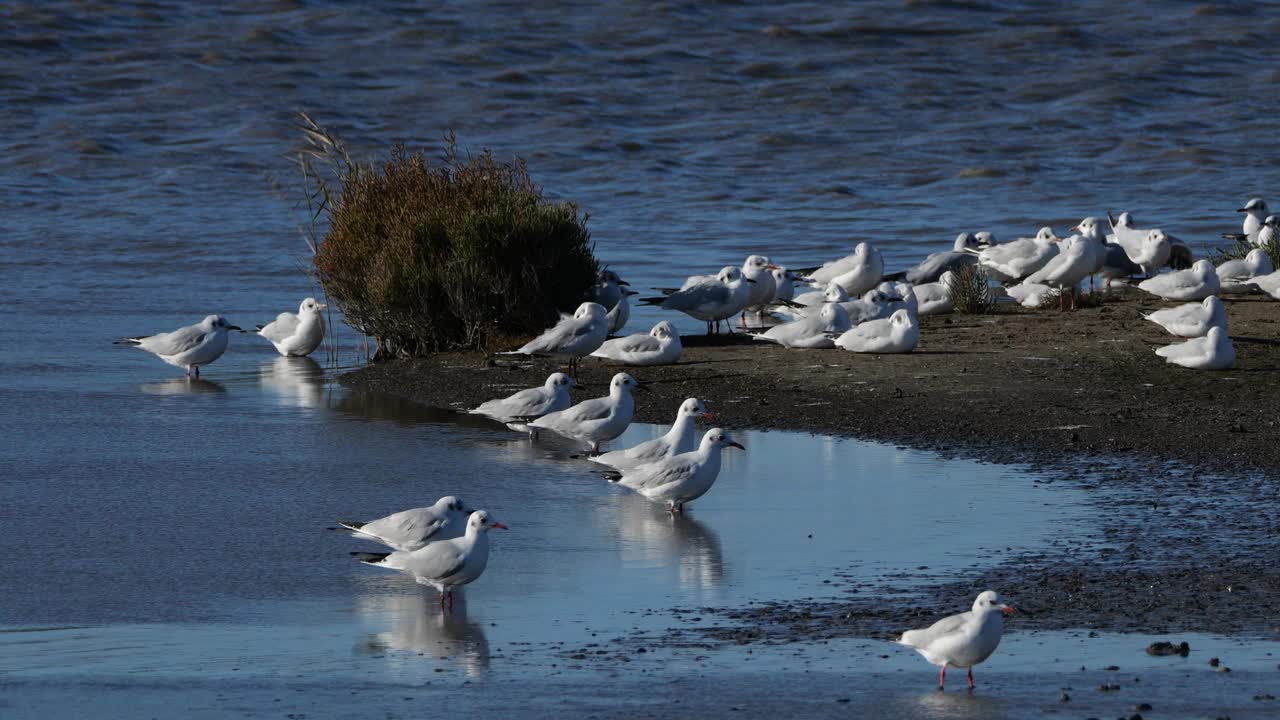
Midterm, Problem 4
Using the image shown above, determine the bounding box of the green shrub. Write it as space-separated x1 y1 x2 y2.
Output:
296 114 599 356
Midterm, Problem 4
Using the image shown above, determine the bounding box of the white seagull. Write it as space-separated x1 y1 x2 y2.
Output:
115 314 242 377
1217 247 1275 294
1003 281 1055 308
590 269 629 311
741 254 779 321
975 227 1059 283
771 266 800 304
338 496 472 552
1246 268 1280 299
604 428 745 512
755 302 851 349
1222 198 1268 244
353 510 507 609
885 232 982 284
591 320 683 366
897 590 1014 690
1137 259 1220 301
640 266 754 334
800 242 884 297
606 289 638 335
255 297 327 357
529 372 642 452
916 271 955 316
469 372 576 424
589 398 713 471
1143 296 1227 338
1155 326 1235 370
1023 234 1096 310
499 302 609 374
833 308 918 353
1107 214 1172 276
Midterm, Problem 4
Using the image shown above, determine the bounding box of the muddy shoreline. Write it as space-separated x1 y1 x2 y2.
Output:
341 291 1280 641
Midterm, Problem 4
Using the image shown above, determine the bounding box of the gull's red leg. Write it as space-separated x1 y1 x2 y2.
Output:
967 668 975 689
938 665 946 690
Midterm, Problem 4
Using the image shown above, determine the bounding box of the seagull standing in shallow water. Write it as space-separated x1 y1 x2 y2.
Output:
897 590 1015 690
338 496 472 552
529 372 643 453
603 428 744 513
115 314 242 377
255 297 327 357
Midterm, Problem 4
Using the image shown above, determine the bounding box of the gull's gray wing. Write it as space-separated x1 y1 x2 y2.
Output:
608 333 661 355
402 542 468 581
258 312 299 343
663 280 730 313
359 507 449 547
139 323 207 356
476 386 555 419
620 460 695 492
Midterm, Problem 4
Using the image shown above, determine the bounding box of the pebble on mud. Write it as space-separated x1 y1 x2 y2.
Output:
1146 641 1190 657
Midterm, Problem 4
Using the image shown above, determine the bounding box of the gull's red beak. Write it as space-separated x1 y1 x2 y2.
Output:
1000 604 1015 616
728 441 745 450
1070 225 1081 232
766 264 780 270
491 522 509 530
701 411 717 422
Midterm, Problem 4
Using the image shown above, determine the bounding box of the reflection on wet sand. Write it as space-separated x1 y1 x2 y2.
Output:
258 356 327 408
357 592 490 678
596 494 724 595
908 688 1005 719
138 377 225 395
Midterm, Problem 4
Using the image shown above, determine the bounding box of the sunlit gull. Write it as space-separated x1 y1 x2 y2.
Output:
498 301 608 374
975 227 1059 282
1138 259 1220 301
591 321 682 366
1155 325 1235 370
1221 197 1268 244
897 590 1014 690
885 233 982 284
915 271 955 316
529 372 642 452
1143 296 1227 338
589 398 713 471
605 289 637 334
1003 281 1055 308
833 308 918 353
591 269 629 311
603 428 744 513
740 254 779 322
1107 214 1172 276
353 510 507 609
973 231 998 247
1110 211 1193 269
1246 268 1280 299
754 302 851 349
639 266 754 334
469 372 576 425
338 496 472 552
770 266 800 304
1217 246 1275 293
253 297 327 357
1023 233 1095 309
842 287 898 325
799 241 884 296
114 314 242 377
791 281 847 312
1258 214 1280 249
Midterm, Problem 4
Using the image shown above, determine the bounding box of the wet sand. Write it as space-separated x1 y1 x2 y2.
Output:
344 291 1280 641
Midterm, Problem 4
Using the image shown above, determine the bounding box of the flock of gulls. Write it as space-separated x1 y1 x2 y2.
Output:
113 198 1276 689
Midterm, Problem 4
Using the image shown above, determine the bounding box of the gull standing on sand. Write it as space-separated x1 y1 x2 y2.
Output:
974 227 1059 283
353 510 507 609
591 321 682 366
1107 214 1172 277
1023 233 1095 310
589 398 713 471
1143 296 1227 338
833 308 918 353
1155 326 1235 370
469 373 576 424
1137 259 1220 301
897 590 1014 690
1217 247 1275 294
603 428 744 513
885 232 983 284
529 372 642 452
639 266 754 335
740 254 779 322
255 297 327 357
591 269 629 312
338 496 471 552
1222 198 1268 244
800 242 884 297
115 314 242 377
754 302 851 349
606 288 638 335
499 302 608 374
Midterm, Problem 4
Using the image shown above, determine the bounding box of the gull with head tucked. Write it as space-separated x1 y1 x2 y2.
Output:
897 590 1015 690
115 314 242 377
1138 259 1220 301
798 242 884 297
1143 296 1227 338
591 321 682 366
498 302 609 375
469 372 576 426
833 308 918 354
1155 326 1235 370
1217 246 1275 294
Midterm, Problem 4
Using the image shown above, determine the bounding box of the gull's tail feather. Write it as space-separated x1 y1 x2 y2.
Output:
255 324 266 332
351 551 391 565
600 469 623 483
792 265 821 275
113 337 144 345
336 519 365 532
639 296 666 306
1221 232 1248 242
1107 211 1118 231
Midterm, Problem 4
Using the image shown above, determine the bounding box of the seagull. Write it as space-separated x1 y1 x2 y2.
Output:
791 281 848 314
591 269 629 311
1257 214 1280 250
897 590 1014 690
469 372 576 425
741 254 779 323
1107 214 1172 276
880 282 918 317
1110 212 1193 269
833 308 918 353
606 289 638 335
754 302 851 349
338 496 472 552
529 372 642 452
1023 233 1095 310
254 297 327 357
589 398 713 471
1003 281 1055 308
1217 247 1275 294
1155 325 1235 370
915 271 955 316
1137 259 1220 301
115 314 242 377
1247 268 1280 299
1143 296 1227 338
353 510 507 610
498 302 609 374
842 287 899 324
591 321 682 366
771 266 800 304
639 266 754 334
884 233 982 284
799 242 884 296
603 428 744 513
1222 198 1268 244
974 227 1059 283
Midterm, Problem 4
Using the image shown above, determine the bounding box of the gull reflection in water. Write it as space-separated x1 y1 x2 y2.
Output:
597 494 725 597
258 356 326 408
909 688 1005 719
139 377 225 395
357 592 490 678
